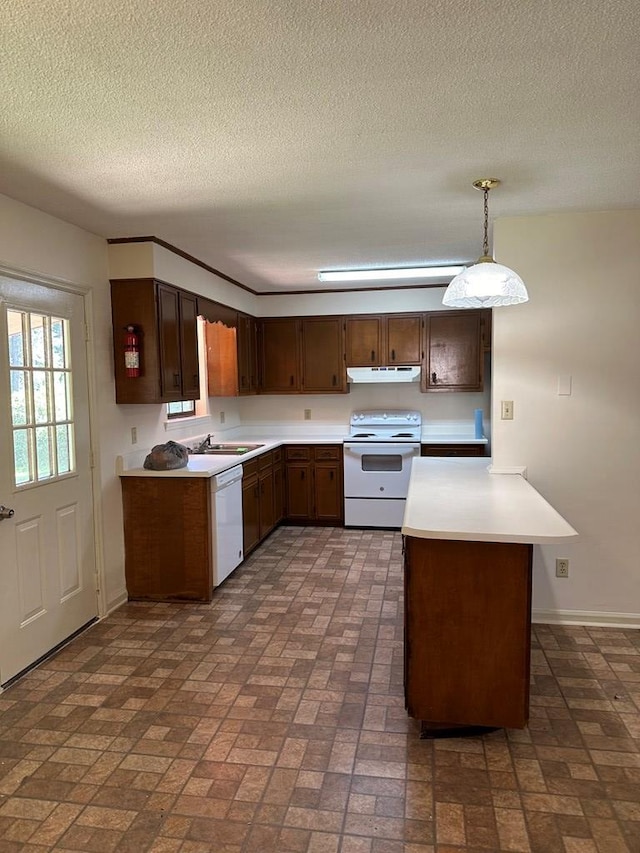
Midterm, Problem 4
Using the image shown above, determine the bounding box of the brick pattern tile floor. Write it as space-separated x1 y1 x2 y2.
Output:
0 526 638 852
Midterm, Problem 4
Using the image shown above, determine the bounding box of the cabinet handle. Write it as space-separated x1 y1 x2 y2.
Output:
173 373 180 387
332 374 337 386
193 374 198 386
301 470 305 480
241 375 247 387
290 375 294 386
431 371 437 384
391 349 395 361
370 350 375 362
329 470 334 481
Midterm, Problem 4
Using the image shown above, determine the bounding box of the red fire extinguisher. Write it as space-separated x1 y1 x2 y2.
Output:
124 325 141 377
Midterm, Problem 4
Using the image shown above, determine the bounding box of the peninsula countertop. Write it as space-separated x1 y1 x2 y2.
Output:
402 457 578 544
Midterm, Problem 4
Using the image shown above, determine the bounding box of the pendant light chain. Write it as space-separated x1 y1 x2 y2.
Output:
442 176 529 307
482 187 490 259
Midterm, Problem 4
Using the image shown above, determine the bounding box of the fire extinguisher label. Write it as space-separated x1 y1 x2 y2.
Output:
125 351 140 369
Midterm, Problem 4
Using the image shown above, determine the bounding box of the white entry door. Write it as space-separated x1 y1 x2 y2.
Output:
0 277 98 686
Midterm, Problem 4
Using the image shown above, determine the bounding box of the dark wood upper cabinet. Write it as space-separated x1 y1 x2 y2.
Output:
346 313 422 366
301 316 346 393
237 313 258 395
175 290 200 399
111 278 200 404
259 318 301 393
386 314 423 364
423 310 483 392
345 316 383 366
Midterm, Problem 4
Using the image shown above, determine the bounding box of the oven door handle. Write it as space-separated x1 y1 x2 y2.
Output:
344 442 419 458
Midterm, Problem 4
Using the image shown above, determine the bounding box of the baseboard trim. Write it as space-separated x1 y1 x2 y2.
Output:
105 590 128 616
532 609 640 629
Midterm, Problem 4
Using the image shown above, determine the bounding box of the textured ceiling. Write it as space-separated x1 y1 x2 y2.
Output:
1 0 639 293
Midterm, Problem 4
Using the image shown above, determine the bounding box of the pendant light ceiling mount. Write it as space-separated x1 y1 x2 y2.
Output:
442 177 529 309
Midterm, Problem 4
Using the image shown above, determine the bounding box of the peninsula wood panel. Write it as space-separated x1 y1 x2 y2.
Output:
404 536 532 729
121 477 212 601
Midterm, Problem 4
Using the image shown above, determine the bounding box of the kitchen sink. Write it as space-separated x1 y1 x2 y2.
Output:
189 443 264 455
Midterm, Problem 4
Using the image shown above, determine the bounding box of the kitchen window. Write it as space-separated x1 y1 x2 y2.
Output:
7 309 76 486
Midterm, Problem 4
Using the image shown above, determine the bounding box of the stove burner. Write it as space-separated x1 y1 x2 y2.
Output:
393 432 414 437
352 432 375 438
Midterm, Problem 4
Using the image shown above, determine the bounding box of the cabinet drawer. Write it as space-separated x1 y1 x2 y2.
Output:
421 444 486 457
258 450 273 471
243 458 259 477
286 445 312 461
272 447 283 464
314 445 341 461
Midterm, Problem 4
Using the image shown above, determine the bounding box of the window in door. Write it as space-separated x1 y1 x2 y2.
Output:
7 310 75 486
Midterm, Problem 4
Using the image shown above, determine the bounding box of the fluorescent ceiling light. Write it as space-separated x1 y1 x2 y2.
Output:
318 265 465 283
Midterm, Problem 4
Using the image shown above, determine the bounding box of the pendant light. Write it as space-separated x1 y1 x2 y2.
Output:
442 179 528 308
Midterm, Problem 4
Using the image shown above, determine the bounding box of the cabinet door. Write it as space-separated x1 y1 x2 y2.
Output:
273 456 285 525
259 468 275 539
260 318 301 392
285 462 313 520
314 462 343 523
206 320 239 397
242 473 260 555
345 316 383 366
237 313 258 395
386 314 422 365
423 311 483 392
179 291 200 399
301 317 346 392
157 284 183 401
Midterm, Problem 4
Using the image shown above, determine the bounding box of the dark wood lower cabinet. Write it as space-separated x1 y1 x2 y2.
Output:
284 445 343 525
404 536 533 731
121 477 213 601
242 462 261 556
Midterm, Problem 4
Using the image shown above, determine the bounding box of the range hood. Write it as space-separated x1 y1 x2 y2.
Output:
347 366 421 384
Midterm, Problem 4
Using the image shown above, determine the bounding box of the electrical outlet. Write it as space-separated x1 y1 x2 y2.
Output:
556 558 569 578
501 400 514 420
131 427 137 445
304 409 311 420
219 411 225 424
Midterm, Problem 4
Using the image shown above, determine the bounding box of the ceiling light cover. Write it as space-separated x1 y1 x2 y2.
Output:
442 179 528 308
442 260 529 308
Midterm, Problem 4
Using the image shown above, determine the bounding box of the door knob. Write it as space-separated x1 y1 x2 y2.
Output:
0 505 15 520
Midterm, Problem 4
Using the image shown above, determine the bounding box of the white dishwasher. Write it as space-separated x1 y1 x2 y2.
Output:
211 465 244 587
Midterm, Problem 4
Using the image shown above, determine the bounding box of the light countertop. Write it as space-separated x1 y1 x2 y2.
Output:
117 424 487 478
402 458 578 545
117 436 344 478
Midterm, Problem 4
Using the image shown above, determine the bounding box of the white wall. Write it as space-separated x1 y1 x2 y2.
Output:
493 210 640 624
238 377 490 430
258 286 452 317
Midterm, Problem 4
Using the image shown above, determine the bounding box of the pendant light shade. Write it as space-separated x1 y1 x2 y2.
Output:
443 179 528 309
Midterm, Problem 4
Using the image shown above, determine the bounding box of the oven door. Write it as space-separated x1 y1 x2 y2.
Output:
343 442 420 499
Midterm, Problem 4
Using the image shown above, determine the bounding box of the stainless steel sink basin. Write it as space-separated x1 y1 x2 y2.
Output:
190 443 264 456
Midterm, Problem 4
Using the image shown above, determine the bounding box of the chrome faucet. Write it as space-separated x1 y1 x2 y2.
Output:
195 434 213 452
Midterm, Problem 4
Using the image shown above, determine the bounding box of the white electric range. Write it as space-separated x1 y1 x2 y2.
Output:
343 410 422 528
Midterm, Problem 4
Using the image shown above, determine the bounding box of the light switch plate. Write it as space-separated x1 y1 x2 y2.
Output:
501 400 514 420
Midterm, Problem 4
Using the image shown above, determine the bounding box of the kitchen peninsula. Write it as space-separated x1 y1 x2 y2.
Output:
402 457 578 735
